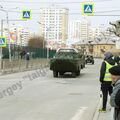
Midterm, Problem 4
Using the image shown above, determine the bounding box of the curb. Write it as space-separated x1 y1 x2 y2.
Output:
92 100 100 120
0 66 49 76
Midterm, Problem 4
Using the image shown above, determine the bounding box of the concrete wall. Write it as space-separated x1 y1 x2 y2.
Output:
0 59 49 74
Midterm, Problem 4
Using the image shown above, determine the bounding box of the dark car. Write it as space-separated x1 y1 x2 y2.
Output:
85 55 94 64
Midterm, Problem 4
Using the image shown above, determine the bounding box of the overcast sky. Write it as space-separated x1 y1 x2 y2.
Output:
0 0 120 34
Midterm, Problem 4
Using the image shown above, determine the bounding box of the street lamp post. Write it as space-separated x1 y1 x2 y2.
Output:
6 11 12 61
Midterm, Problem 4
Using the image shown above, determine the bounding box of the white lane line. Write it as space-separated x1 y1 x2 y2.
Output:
70 107 87 120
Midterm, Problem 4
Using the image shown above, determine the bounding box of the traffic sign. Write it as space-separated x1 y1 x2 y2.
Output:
82 2 94 16
0 37 6 47
22 10 32 20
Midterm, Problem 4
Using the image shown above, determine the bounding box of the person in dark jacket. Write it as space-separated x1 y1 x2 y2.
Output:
99 52 116 112
20 50 26 59
109 66 120 120
26 52 30 61
114 55 120 65
25 52 30 68
115 90 120 107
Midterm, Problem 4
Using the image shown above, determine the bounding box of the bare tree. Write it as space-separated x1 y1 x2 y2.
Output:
28 36 46 48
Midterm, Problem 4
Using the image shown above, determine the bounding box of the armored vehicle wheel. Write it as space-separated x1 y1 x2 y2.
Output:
72 72 76 78
83 63 85 68
76 70 80 76
53 71 58 77
81 65 83 69
59 72 64 76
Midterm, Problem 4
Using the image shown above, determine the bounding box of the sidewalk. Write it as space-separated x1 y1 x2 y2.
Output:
97 108 113 120
93 104 114 120
93 98 114 120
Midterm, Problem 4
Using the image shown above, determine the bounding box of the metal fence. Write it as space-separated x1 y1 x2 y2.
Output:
2 45 56 59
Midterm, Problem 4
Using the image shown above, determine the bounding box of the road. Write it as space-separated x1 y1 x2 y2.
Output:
0 59 102 120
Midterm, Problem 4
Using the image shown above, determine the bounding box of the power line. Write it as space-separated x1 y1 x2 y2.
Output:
1 6 119 14
1 9 120 16
93 15 120 16
7 8 120 13
27 8 120 12
95 9 120 13
0 0 113 4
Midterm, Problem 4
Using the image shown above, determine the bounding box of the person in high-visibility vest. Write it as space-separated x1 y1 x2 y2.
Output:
99 52 116 112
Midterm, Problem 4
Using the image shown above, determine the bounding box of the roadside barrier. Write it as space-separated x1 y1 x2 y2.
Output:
0 59 49 74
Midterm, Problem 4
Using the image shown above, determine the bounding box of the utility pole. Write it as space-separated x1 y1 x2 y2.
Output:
0 20 3 69
6 11 12 61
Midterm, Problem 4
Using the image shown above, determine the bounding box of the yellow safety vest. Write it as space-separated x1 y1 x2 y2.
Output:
104 61 116 81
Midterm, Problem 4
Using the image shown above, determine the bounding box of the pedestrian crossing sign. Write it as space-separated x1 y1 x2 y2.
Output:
82 2 94 16
0 37 6 47
22 10 32 20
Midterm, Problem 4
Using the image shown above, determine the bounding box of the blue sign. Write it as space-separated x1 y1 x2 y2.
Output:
22 10 32 20
84 5 92 13
0 37 6 47
82 3 94 15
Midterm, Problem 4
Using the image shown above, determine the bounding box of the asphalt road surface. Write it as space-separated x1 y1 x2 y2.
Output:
0 59 102 120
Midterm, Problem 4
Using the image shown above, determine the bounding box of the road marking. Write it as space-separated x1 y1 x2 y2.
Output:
70 107 87 120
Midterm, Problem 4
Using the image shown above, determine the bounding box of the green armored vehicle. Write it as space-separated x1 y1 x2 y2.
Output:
50 48 85 77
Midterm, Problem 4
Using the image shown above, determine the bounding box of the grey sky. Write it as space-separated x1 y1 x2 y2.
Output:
0 0 120 34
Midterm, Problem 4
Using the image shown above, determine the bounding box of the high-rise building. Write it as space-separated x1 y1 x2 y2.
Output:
88 28 96 42
68 20 81 40
39 6 69 48
68 19 91 43
10 26 30 46
3 26 30 46
94 25 104 37
80 19 90 42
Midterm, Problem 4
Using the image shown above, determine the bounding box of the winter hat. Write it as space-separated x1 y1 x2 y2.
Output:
109 65 120 76
104 52 113 59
